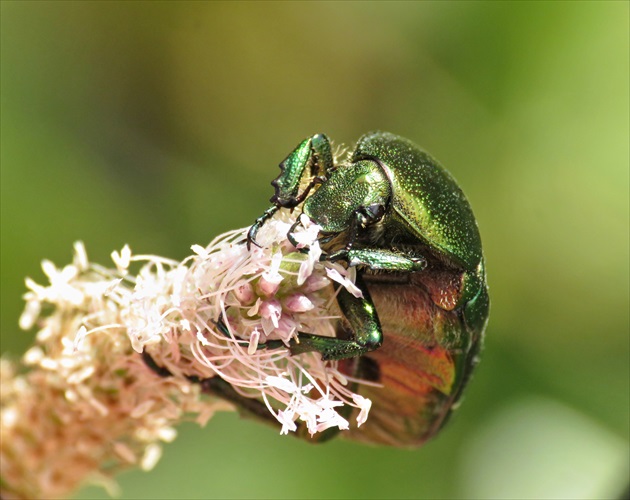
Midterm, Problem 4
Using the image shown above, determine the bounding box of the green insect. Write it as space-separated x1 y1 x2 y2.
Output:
247 131 489 447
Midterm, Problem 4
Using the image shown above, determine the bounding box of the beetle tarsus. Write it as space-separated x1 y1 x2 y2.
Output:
246 227 263 250
247 206 279 249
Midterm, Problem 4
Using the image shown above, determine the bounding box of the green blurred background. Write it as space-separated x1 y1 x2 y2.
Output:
2 2 628 499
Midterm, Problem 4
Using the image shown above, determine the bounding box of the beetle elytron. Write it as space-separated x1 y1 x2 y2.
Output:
245 131 489 447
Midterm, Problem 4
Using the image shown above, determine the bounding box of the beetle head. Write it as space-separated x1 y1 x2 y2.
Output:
302 160 391 236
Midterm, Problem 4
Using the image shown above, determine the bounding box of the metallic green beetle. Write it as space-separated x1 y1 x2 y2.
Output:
247 131 489 447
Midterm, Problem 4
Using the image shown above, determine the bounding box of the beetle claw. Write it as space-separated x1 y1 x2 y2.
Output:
247 236 262 251
286 217 305 250
246 226 263 250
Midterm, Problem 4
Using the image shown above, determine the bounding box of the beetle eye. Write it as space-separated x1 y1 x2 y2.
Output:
366 203 385 221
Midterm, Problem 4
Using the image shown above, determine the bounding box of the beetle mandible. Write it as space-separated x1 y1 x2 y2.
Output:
247 131 489 446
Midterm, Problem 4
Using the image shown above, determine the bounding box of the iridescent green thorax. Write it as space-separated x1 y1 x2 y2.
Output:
353 132 482 271
303 160 391 234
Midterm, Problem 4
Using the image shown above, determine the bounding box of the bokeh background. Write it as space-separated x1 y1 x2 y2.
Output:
2 2 628 499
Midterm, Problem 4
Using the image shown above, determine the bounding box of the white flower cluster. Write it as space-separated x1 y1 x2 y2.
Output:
1 210 372 498
127 211 371 435
2 241 227 499
180 211 371 434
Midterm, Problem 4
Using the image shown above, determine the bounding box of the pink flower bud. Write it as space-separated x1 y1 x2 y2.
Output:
284 293 314 313
302 274 330 293
256 276 281 297
233 282 255 305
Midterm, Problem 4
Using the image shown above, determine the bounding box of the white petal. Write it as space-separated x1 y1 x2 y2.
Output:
19 300 41 330
73 241 89 270
260 299 282 328
301 274 330 293
352 394 372 426
140 444 162 471
277 410 298 435
114 443 138 464
266 375 298 393
23 346 44 365
191 244 208 257
157 427 177 442
247 298 262 316
248 330 260 355
325 267 363 298
73 325 88 351
131 400 155 418
41 260 57 280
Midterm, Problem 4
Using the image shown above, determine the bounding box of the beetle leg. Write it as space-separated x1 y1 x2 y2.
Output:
462 266 490 335
277 175 328 208
213 313 286 351
271 134 333 207
289 273 383 361
286 217 306 250
248 134 334 249
328 248 427 272
247 205 280 249
340 204 387 253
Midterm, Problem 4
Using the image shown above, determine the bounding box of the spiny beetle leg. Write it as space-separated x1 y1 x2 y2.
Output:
249 134 335 249
272 134 334 205
247 205 279 249
289 274 383 361
213 313 287 352
309 133 334 178
286 217 312 253
328 248 427 272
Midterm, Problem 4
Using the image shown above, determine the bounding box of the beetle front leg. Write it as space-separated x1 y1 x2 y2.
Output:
248 134 334 248
290 273 383 361
328 248 427 272
247 206 280 248
272 133 334 206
